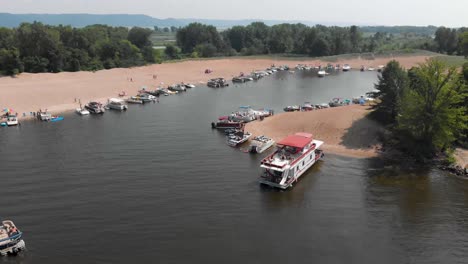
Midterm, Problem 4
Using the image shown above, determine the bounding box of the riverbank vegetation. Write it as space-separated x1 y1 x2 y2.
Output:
371 59 468 161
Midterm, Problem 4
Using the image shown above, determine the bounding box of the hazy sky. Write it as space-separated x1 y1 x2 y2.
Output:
2 0 467 27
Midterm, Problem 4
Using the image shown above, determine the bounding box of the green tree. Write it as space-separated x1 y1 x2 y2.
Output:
460 31 468 57
127 27 152 49
372 60 409 124
0 48 23 75
397 59 467 157
164 45 180 59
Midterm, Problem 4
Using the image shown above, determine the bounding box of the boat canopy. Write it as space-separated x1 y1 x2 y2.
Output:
277 133 313 149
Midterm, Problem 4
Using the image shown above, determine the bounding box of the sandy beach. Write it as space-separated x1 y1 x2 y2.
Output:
0 55 430 118
246 105 383 158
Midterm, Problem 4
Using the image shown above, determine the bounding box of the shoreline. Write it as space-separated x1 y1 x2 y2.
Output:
1 55 431 120
246 105 384 159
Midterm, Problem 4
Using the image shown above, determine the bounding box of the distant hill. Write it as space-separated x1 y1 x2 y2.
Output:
0 13 349 29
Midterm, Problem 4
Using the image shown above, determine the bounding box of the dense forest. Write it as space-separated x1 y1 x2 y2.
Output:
0 22 155 75
1 21 468 75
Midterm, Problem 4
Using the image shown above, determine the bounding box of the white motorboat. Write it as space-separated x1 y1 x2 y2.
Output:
227 130 252 147
342 64 351 71
184 83 196 88
317 70 327 77
368 67 375 71
85 102 105 114
248 135 275 154
259 133 324 189
6 115 18 126
107 98 128 111
76 108 90 115
37 111 52 121
126 97 144 104
76 104 90 115
0 220 26 256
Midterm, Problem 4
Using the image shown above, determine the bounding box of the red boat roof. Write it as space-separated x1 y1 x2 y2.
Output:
277 133 313 148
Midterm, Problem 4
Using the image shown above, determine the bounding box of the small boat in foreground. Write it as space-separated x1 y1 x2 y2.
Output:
249 135 275 153
0 220 26 256
259 133 324 189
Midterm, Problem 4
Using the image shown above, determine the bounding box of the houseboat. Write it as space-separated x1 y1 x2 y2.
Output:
0 220 26 256
259 133 324 189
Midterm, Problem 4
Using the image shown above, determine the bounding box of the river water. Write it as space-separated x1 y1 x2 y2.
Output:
1 70 468 263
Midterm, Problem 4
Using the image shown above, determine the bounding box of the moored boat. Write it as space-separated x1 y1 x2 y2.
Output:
107 98 128 111
259 133 324 189
302 102 315 111
207 78 229 88
211 116 244 129
342 64 351 71
283 105 300 112
126 97 144 104
37 111 52 121
249 135 275 154
85 102 105 114
226 130 252 147
317 70 327 77
50 116 64 122
6 115 18 126
0 220 26 256
76 104 90 115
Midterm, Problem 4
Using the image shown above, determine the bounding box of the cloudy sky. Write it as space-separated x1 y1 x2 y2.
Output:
2 0 467 27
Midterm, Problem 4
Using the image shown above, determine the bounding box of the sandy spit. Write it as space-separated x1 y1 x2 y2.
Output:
246 105 384 158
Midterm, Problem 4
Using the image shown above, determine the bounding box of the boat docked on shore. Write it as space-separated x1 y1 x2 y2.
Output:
107 98 128 111
342 64 351 71
50 116 64 122
6 115 18 126
126 97 144 104
85 102 105 114
211 116 244 129
76 104 90 115
0 220 26 256
259 133 324 189
249 135 275 153
317 70 327 77
283 105 300 112
302 102 315 111
168 84 186 92
37 111 52 121
227 130 252 147
207 78 229 88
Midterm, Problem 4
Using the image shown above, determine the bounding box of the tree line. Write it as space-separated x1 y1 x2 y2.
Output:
173 22 468 59
372 60 468 160
0 22 156 75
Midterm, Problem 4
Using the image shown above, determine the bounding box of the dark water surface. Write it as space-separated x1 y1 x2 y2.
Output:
2 71 468 263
